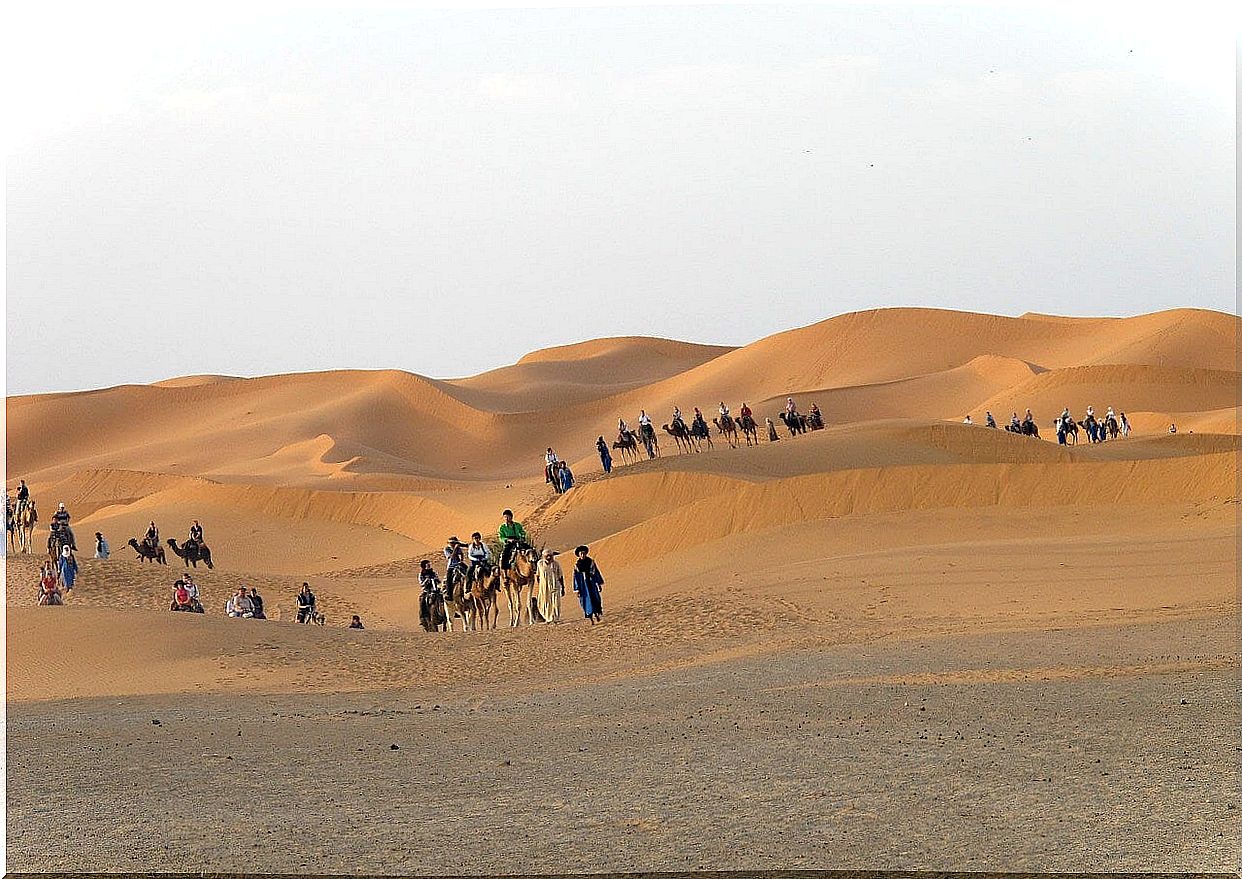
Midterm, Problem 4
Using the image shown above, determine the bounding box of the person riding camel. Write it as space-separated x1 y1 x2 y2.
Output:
144 521 159 553
52 503 76 550
443 537 467 589
739 403 753 427
807 403 823 428
544 449 561 491
498 510 529 572
785 397 798 417
467 532 492 582
672 406 686 432
16 479 29 516
718 401 730 419
985 411 997 429
617 417 631 439
188 520 203 547
638 410 654 442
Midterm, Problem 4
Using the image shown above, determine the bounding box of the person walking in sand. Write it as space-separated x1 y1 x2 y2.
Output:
94 531 110 559
535 548 565 623
58 546 79 592
596 436 613 474
1119 412 1131 437
766 417 779 442
572 545 604 624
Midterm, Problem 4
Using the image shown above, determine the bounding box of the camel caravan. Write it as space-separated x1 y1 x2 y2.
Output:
975 405 1131 445
598 397 826 470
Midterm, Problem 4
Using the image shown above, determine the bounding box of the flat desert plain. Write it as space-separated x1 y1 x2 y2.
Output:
5 307 1238 872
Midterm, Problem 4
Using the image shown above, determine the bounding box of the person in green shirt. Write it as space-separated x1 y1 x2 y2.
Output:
497 509 529 572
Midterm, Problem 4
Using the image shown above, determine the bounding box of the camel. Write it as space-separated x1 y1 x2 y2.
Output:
16 502 37 553
501 544 539 627
1005 420 1040 439
780 411 809 436
471 566 501 630
444 569 479 632
713 416 740 449
47 527 74 562
639 423 659 459
419 587 448 633
689 417 714 450
738 415 759 447
612 431 641 465
662 423 695 454
167 538 214 569
128 538 168 564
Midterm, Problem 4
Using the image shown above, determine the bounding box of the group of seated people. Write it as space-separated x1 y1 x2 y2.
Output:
225 584 265 619
170 574 206 613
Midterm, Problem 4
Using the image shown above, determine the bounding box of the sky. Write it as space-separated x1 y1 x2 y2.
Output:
5 1 1236 395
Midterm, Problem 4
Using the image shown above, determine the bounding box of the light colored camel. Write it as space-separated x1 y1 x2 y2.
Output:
502 546 539 627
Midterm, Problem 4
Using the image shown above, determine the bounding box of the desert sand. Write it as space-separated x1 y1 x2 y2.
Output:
5 306 1238 872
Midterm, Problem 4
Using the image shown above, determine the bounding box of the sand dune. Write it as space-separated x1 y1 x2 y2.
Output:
5 305 1238 711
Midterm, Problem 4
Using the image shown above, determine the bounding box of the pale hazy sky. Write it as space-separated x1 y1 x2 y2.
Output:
6 1 1236 395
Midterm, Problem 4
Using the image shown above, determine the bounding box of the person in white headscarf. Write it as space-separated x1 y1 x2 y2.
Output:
535 548 565 623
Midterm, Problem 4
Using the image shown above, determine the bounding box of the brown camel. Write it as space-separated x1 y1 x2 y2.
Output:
167 538 214 569
713 416 740 448
471 566 502 630
662 423 695 454
128 538 168 564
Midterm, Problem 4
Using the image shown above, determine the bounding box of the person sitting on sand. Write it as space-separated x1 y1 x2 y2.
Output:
249 586 266 619
497 510 528 572
572 545 604 624
172 581 192 611
94 531 110 560
226 587 255 618
349 614 364 629
296 582 317 623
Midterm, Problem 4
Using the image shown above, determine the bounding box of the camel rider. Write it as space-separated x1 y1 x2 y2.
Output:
467 532 492 582
189 520 203 546
53 503 76 550
718 401 730 419
638 410 653 438
145 521 160 553
986 411 997 429
498 509 529 572
672 406 685 431
1061 407 1071 422
1010 413 1021 430
443 537 467 588
618 417 631 438
785 397 798 417
1086 405 1095 419
808 403 822 426
739 403 753 426
16 479 29 515
1105 406 1115 421
1024 408 1034 424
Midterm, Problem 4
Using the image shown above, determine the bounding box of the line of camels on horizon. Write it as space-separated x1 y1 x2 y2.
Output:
610 408 823 464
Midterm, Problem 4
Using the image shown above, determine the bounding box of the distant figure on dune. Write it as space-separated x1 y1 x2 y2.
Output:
596 436 613 474
963 415 973 425
545 448 561 493
807 403 824 430
94 531 110 560
573 545 604 624
1169 423 1177 434
349 615 364 629
558 461 574 492
766 417 779 442
1120 412 1131 437
985 411 997 429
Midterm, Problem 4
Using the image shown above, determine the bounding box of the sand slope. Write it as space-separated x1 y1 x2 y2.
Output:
5 305 1238 706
